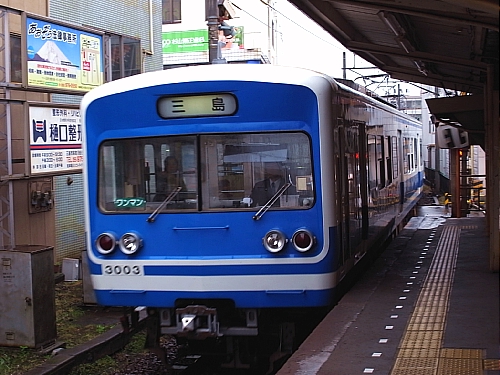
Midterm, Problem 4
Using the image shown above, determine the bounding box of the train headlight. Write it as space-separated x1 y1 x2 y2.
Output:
95 232 116 255
119 232 143 255
292 229 315 252
263 230 287 253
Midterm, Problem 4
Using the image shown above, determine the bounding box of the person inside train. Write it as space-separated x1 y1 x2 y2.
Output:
154 156 186 201
250 161 294 207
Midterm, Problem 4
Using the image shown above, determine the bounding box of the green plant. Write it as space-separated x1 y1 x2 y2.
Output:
95 324 107 334
0 348 47 375
67 332 148 375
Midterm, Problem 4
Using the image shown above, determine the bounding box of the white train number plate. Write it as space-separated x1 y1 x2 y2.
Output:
103 264 143 276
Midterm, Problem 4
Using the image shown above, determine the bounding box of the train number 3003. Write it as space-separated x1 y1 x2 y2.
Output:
103 264 142 276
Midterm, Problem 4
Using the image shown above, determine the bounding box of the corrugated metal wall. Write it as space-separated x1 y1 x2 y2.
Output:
48 0 163 262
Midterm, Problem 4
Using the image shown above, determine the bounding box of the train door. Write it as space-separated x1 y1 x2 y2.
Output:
334 122 349 266
398 130 404 210
345 123 363 252
335 120 365 266
357 122 369 240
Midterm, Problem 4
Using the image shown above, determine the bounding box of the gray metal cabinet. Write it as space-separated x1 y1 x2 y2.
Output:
0 246 57 348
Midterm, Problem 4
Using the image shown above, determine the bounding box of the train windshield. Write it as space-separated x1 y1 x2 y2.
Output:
98 132 314 213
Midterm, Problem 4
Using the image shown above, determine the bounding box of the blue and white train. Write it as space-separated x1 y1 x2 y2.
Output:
81 64 422 361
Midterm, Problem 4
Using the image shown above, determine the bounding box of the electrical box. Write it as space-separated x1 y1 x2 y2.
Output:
0 246 57 349
62 258 80 281
28 179 53 214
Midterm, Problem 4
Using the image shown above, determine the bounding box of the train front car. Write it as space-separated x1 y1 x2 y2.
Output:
81 65 338 347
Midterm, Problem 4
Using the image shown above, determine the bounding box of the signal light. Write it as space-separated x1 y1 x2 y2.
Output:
96 233 116 255
292 229 315 252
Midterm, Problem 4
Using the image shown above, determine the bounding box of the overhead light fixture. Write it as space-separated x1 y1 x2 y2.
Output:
378 11 416 54
413 60 428 76
379 10 427 77
396 36 414 53
378 11 404 36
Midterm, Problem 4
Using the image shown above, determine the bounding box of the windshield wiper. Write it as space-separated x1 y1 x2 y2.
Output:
252 182 291 221
147 186 182 223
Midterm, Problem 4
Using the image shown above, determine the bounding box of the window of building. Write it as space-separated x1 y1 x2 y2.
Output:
109 35 141 81
10 34 22 83
429 120 435 134
163 0 181 24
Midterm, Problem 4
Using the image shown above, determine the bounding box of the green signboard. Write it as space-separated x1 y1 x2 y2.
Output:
162 27 245 54
162 29 208 54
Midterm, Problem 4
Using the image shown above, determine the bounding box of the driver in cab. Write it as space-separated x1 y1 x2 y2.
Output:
250 162 288 207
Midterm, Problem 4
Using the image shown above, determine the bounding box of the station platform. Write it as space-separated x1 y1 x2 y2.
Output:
277 206 499 375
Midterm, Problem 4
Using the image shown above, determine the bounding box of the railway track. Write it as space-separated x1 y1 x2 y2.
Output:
20 310 282 375
23 310 149 375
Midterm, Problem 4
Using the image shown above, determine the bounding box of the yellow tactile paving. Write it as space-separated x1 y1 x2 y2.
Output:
400 330 443 343
483 359 500 370
408 313 445 323
394 357 439 368
440 348 483 359
436 358 483 375
406 322 444 331
386 224 499 375
390 225 500 374
397 348 440 358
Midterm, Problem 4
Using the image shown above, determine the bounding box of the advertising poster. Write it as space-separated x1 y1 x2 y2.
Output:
29 106 83 175
26 17 103 92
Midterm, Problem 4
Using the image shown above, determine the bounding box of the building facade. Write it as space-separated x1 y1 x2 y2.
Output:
0 0 163 263
161 0 278 67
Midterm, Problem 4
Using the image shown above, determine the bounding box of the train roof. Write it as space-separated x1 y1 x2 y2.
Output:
81 64 420 125
81 64 333 105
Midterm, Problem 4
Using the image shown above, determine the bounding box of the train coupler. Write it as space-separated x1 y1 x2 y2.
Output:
163 305 221 339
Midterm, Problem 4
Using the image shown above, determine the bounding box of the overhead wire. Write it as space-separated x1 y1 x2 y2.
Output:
231 0 343 50
231 1 422 96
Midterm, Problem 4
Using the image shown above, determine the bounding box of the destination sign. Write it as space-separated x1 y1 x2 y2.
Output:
157 93 237 119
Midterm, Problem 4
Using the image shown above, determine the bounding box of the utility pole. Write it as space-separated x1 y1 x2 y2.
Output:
397 83 401 110
343 52 346 79
433 86 441 193
206 0 226 64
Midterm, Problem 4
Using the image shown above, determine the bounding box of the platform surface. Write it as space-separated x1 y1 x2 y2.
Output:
277 207 499 375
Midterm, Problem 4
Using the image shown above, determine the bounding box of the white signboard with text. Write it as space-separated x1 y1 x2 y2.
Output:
29 106 82 175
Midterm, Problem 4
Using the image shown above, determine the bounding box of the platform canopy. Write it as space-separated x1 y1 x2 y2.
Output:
288 0 498 95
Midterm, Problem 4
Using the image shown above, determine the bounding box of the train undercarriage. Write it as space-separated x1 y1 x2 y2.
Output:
144 303 327 373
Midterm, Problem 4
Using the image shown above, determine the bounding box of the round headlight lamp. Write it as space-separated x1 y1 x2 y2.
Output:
119 232 143 255
95 232 116 255
292 229 315 252
263 230 287 253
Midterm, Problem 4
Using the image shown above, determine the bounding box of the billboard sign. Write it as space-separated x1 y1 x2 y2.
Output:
162 27 244 54
26 16 104 92
29 106 83 175
162 29 208 54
